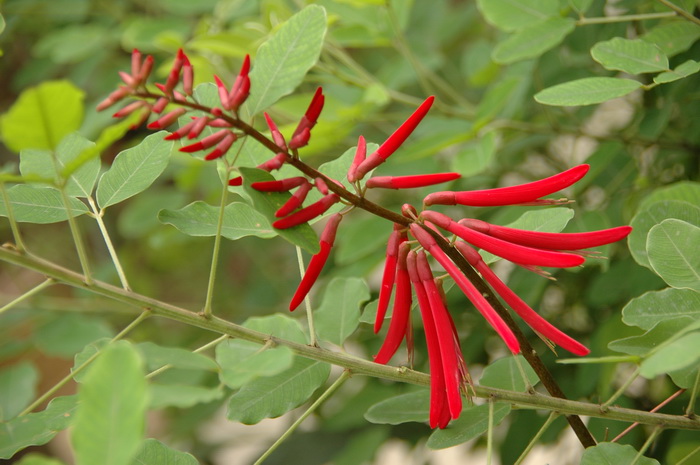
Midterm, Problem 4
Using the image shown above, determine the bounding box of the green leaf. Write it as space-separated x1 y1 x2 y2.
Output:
639 181 700 211
240 167 320 254
493 17 575 64
591 38 669 74
244 313 308 343
35 314 113 358
96 132 173 209
629 200 700 269
569 0 593 14
476 0 558 32
609 317 693 356
642 21 700 57
158 201 275 240
451 131 496 177
0 395 78 460
243 5 327 116
136 342 219 372
149 384 223 409
0 361 39 421
15 453 67 465
481 207 574 263
580 442 660 465
0 81 84 152
640 331 700 378
227 358 331 424
535 77 642 106
427 403 511 449
130 439 199 465
622 288 700 330
647 219 700 291
71 338 109 383
654 60 700 84
364 390 430 425
479 355 539 392
72 342 148 465
315 278 370 345
0 185 89 223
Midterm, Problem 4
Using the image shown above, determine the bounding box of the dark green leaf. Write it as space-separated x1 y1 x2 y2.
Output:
479 355 539 392
580 442 660 464
364 390 430 425
36 314 113 358
0 361 39 421
427 403 511 449
315 277 370 345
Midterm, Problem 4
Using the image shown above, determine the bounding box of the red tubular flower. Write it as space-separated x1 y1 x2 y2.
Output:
257 153 288 172
186 116 210 139
204 132 237 161
97 86 131 111
164 120 197 140
289 87 324 150
289 213 343 311
424 164 590 207
182 53 194 96
164 49 186 95
228 54 251 110
131 48 142 77
459 219 632 251
112 101 146 118
347 135 367 183
374 243 413 364
228 176 243 187
147 108 187 130
275 181 313 218
366 172 461 190
454 241 590 356
353 96 435 181
409 223 520 354
315 177 329 195
136 55 154 84
179 129 230 153
406 251 451 428
252 177 308 192
375 224 408 333
421 211 584 268
273 194 339 229
264 112 288 151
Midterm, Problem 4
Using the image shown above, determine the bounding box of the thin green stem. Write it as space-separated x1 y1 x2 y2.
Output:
686 369 699 417
254 370 352 465
0 278 55 315
19 311 150 416
2 246 699 430
487 398 494 465
676 444 700 465
1 183 26 253
203 181 229 318
602 367 641 410
655 0 700 26
577 11 676 25
296 246 317 347
514 412 559 465
89 197 130 290
147 334 228 379
631 425 663 465
513 354 535 394
59 187 93 285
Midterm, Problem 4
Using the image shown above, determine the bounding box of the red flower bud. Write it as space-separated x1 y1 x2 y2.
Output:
179 129 230 153
273 194 339 229
366 172 461 190
264 112 288 151
375 224 408 333
275 181 313 218
347 135 367 183
289 87 324 150
252 177 308 192
204 132 237 161
147 108 187 130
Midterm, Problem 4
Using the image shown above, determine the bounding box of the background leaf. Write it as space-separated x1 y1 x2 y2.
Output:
364 390 430 425
479 355 539 392
476 0 558 32
622 288 700 330
591 38 669 74
534 77 642 106
580 442 660 465
130 439 199 465
640 331 700 378
314 277 370 345
427 403 511 449
0 362 39 421
647 219 700 291
654 59 700 84
493 17 575 64
0 185 89 223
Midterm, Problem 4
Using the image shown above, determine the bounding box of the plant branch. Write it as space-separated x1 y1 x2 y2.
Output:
2 245 699 431
59 188 93 285
0 278 55 315
203 180 229 318
655 0 700 26
576 11 676 25
612 388 686 442
515 412 559 465
89 196 130 290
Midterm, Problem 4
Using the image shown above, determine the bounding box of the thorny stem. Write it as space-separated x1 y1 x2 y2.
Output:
0 278 55 315
1 182 26 253
203 177 230 318
132 90 596 445
514 412 559 465
602 366 641 410
89 196 130 290
296 246 318 347
576 11 676 25
686 369 700 417
3 245 699 430
655 0 700 26
19 311 150 416
612 388 686 442
147 334 228 379
253 370 352 465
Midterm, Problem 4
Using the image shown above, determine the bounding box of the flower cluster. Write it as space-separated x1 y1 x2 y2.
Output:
97 48 632 429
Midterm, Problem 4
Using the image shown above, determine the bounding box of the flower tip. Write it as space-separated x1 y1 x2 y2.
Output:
228 176 243 186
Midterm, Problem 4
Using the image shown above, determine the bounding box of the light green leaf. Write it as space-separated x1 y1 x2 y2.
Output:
315 277 370 345
244 313 308 343
227 358 330 424
476 0 558 32
622 288 700 330
243 5 327 116
136 342 219 372
427 403 511 449
641 332 700 378
647 219 700 291
96 132 173 209
0 185 89 223
130 439 199 465
0 361 39 421
364 390 430 425
72 342 148 465
639 181 700 211
493 17 575 64
580 442 660 465
609 317 693 356
158 201 275 240
629 200 700 269
0 81 84 152
217 341 294 389
654 59 700 84
535 77 642 106
451 131 496 177
479 355 539 392
642 21 700 57
0 395 78 460
481 207 574 263
149 384 223 409
591 38 669 74
569 0 593 14
71 338 109 383
15 453 67 465
240 167 320 254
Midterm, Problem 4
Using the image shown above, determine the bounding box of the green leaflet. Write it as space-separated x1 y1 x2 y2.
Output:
535 77 642 106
